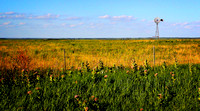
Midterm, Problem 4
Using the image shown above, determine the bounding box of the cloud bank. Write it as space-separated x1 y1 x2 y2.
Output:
99 15 136 21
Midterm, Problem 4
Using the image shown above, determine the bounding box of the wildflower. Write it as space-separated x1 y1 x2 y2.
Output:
78 67 82 70
158 94 162 99
91 95 95 98
140 108 144 111
75 80 78 84
50 75 53 81
74 95 79 98
131 66 134 69
35 87 40 90
126 70 129 74
170 72 173 75
94 97 98 102
144 70 148 75
36 75 40 80
172 74 175 77
85 107 88 111
22 69 25 72
104 75 108 78
154 73 158 77
27 91 32 95
61 75 64 78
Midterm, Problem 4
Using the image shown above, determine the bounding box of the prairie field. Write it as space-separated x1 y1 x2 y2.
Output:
0 39 200 70
0 39 200 110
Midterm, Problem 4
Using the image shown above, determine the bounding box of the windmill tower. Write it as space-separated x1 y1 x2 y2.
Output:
154 17 163 39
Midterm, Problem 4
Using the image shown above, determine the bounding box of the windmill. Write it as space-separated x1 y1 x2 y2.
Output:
154 17 163 39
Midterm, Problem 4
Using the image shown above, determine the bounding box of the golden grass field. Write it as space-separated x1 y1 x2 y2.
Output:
0 39 200 70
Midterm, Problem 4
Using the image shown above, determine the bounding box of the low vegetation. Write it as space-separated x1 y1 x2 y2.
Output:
0 60 200 110
1 39 200 110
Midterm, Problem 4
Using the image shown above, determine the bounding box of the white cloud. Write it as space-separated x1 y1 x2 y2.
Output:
99 15 110 19
113 15 134 20
0 12 15 15
5 12 15 15
19 22 26 25
78 22 84 25
66 17 81 20
99 15 136 21
0 21 11 26
61 23 67 26
172 22 188 26
69 24 76 27
184 26 192 29
61 22 84 27
171 21 200 30
34 13 60 19
0 12 60 20
66 22 84 28
3 21 11 25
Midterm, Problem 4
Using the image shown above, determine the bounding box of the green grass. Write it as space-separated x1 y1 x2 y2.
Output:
0 62 200 110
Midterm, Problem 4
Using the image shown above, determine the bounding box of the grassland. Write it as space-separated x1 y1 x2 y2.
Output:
0 39 200 70
0 63 200 110
0 39 200 110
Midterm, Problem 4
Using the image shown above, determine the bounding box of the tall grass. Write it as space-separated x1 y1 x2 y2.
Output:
0 61 200 110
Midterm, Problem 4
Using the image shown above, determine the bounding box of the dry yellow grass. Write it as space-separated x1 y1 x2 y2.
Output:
0 39 200 70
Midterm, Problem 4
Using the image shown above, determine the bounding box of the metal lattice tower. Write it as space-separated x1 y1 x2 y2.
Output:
154 17 163 39
155 23 159 38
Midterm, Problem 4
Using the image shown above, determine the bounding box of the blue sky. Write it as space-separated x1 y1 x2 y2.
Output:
0 0 200 38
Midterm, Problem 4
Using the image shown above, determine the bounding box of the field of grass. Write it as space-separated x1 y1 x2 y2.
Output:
0 39 200 110
0 39 200 70
0 62 200 110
